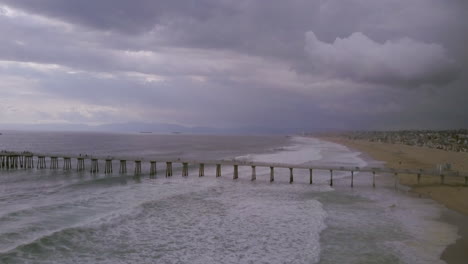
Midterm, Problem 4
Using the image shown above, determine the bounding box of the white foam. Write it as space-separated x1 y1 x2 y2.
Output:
362 187 459 264
236 136 459 263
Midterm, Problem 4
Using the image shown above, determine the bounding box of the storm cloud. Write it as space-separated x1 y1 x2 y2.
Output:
305 31 459 86
0 0 467 132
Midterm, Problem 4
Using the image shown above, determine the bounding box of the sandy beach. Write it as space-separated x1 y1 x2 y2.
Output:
321 136 468 264
321 137 468 215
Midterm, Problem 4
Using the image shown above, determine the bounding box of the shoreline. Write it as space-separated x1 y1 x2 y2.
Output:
319 136 468 264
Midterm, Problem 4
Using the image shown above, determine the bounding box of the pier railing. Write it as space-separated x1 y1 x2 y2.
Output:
1 151 467 187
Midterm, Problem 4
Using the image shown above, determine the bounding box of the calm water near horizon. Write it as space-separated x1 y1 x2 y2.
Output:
0 131 460 263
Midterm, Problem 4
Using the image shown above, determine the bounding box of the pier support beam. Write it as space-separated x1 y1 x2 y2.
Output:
8 155 18 169
182 163 188 176
77 158 85 171
134 160 141 175
329 170 333 186
50 157 59 169
37 156 47 169
6 156 10 169
270 167 274 182
309 169 313 185
251 166 256 181
372 171 376 188
216 164 221 177
394 173 399 189
417 169 422 184
63 157 72 170
90 159 99 173
7 155 17 169
165 162 173 177
105 159 113 174
289 168 294 184
199 163 205 177
119 160 127 174
150 161 157 176
351 171 354 188
24 155 33 169
233 165 238 179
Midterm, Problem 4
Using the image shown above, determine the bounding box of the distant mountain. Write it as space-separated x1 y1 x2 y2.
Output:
0 122 342 134
0 122 221 134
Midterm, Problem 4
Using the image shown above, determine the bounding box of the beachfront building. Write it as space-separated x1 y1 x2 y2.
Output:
338 130 468 152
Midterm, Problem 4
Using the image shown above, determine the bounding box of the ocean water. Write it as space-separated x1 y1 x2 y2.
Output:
0 131 459 264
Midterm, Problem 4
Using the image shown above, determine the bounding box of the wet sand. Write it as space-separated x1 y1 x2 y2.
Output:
320 137 468 264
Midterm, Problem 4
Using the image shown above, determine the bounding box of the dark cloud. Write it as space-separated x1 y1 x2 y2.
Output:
0 0 238 34
304 31 460 86
0 0 467 131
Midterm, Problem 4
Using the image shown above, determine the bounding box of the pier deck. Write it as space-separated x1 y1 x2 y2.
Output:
1 151 467 186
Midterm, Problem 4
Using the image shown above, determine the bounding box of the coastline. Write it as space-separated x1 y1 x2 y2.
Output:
319 136 468 264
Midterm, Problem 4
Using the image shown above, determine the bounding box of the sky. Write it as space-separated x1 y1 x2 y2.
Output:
0 0 467 133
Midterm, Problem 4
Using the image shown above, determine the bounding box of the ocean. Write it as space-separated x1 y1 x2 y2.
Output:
0 131 460 263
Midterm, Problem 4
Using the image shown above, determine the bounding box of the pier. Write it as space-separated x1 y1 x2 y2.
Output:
1 151 467 187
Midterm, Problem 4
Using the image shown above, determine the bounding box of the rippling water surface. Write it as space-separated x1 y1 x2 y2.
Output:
0 131 459 263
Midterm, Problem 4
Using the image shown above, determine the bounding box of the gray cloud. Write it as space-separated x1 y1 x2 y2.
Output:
305 31 460 86
0 0 467 131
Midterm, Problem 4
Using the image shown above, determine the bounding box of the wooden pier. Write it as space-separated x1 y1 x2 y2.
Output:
1 151 467 187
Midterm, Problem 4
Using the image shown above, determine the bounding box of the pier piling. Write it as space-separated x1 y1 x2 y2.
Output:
270 167 274 182
309 169 313 185
63 157 72 170
216 164 221 177
119 160 127 174
251 166 256 181
373 171 376 188
165 162 173 177
50 157 59 169
24 155 33 169
37 156 47 169
289 168 294 184
105 159 113 174
90 159 99 173
134 160 142 175
394 172 399 189
150 161 157 176
8 156 15 169
77 158 85 171
351 171 354 188
330 170 333 186
233 165 238 179
199 163 205 177
182 162 188 176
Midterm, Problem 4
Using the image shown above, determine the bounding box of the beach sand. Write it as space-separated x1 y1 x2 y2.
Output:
320 137 468 264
